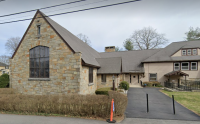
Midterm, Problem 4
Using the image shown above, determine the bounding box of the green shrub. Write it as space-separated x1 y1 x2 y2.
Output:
119 81 129 90
95 87 117 95
143 81 162 87
0 74 9 88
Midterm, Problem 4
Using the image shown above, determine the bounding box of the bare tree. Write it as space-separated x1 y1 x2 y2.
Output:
115 46 123 52
130 27 168 50
0 55 10 65
5 37 21 55
123 38 134 51
185 27 200 41
76 33 91 46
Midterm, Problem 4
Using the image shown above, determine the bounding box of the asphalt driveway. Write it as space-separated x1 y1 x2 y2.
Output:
125 87 200 121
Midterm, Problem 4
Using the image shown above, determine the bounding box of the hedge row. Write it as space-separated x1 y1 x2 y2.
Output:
0 90 127 118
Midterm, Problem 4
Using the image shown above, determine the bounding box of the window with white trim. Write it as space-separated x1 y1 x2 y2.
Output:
181 62 189 70
191 62 197 70
182 50 186 55
149 73 157 81
174 63 180 70
193 49 197 55
187 49 191 55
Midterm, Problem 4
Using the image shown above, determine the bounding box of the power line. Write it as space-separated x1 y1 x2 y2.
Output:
0 0 141 25
0 0 108 22
0 0 86 18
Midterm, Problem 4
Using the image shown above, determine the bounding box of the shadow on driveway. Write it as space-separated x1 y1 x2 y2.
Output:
125 87 200 121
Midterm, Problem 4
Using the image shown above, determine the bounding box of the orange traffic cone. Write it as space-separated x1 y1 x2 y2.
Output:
106 99 116 123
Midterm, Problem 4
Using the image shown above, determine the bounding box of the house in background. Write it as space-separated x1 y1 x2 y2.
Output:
9 10 200 95
0 62 9 75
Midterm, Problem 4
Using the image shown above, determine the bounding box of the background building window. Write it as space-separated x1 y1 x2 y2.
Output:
89 67 93 83
182 50 186 55
101 74 106 82
181 62 189 70
174 63 180 70
187 49 191 55
149 73 157 81
30 46 49 78
193 49 197 55
191 62 197 70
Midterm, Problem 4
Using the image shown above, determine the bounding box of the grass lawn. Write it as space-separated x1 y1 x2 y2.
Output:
161 90 200 116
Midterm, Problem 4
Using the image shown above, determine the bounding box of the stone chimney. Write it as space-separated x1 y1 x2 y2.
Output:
105 46 115 52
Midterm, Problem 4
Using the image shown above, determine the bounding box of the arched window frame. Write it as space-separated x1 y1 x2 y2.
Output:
29 46 49 78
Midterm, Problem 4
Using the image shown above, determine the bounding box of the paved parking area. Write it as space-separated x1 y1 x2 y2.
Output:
125 87 200 121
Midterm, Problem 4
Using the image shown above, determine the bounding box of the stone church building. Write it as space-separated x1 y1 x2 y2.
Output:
10 10 200 95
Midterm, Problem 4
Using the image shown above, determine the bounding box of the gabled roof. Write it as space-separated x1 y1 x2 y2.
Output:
99 49 160 73
96 57 121 74
143 40 200 62
0 62 8 67
12 10 101 67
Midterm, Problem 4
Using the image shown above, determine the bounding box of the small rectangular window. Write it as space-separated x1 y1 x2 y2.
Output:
191 62 197 70
187 49 191 55
174 63 180 71
101 75 106 82
149 73 157 81
89 67 93 83
193 49 197 55
181 62 189 70
182 50 186 55
37 25 41 35
3 71 5 74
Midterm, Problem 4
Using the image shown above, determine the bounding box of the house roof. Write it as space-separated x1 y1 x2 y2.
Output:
96 57 121 74
143 40 200 63
0 62 8 67
99 49 160 73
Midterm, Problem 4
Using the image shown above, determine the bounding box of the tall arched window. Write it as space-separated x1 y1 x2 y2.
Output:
30 46 49 78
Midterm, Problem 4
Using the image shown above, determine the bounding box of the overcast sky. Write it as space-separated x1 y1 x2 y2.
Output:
0 0 200 56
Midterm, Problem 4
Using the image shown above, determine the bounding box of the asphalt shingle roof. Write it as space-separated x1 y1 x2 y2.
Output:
96 57 121 74
143 40 200 62
0 62 8 67
99 49 160 73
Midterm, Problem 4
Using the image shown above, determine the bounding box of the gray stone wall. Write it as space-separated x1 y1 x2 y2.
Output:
79 66 97 94
10 13 81 95
97 74 121 89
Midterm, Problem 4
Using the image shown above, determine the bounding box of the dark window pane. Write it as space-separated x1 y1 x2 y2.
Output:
30 68 34 77
44 58 49 68
45 68 49 78
45 47 49 57
35 69 39 78
40 68 44 78
40 58 45 68
29 46 49 78
40 47 45 57
30 59 34 68
35 46 40 58
35 58 39 68
30 49 34 58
